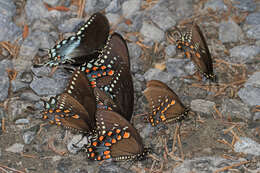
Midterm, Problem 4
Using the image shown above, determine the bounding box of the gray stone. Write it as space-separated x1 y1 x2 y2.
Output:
232 0 256 12
144 68 174 83
99 162 133 173
106 0 121 13
15 119 30 124
0 59 12 101
204 0 227 11
219 18 243 43
58 18 84 33
247 25 260 40
30 68 71 96
11 80 29 92
234 137 260 156
6 97 34 121
85 0 111 14
57 158 72 173
6 143 24 153
238 86 260 106
148 3 176 31
175 0 193 18
0 76 9 102
165 45 176 58
30 76 68 96
0 14 22 42
230 45 260 63
25 0 50 23
117 12 143 32
105 13 121 26
246 12 260 25
238 72 260 106
0 0 16 19
173 157 248 172
245 72 260 88
42 0 60 6
128 43 142 60
140 22 164 42
20 91 41 102
122 0 141 18
190 99 216 114
166 58 195 77
67 134 88 154
23 131 36 144
253 112 260 121
221 99 251 119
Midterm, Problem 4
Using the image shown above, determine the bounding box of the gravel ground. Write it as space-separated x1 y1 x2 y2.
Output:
0 0 260 172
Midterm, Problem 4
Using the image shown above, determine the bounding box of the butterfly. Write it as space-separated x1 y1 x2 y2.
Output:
167 23 216 82
80 33 134 121
40 12 110 67
41 69 97 133
143 80 189 126
85 108 149 161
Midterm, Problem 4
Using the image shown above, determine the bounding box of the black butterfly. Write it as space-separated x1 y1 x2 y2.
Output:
85 108 149 161
41 70 96 133
41 12 110 67
143 80 189 126
167 23 216 82
80 33 134 121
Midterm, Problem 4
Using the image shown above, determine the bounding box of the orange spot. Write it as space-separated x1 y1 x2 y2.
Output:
105 155 111 159
108 70 114 76
116 129 121 134
55 118 60 122
99 136 104 141
171 100 176 105
103 72 106 75
117 135 122 140
57 55 61 60
153 111 156 115
92 142 97 146
185 42 189 47
107 131 113 136
92 66 98 71
111 139 116 143
101 66 106 70
185 52 191 58
43 115 48 119
190 45 194 49
97 156 101 160
56 109 61 113
85 69 90 73
72 114 80 119
60 114 65 118
64 110 70 113
88 148 93 152
104 150 110 155
150 118 154 123
123 132 130 138
91 74 97 78
105 142 111 146
195 52 201 58
157 107 160 111
108 107 112 110
49 109 53 113
49 120 54 124
97 73 102 77
178 45 182 49
90 153 95 158
156 120 159 124
92 85 96 88
160 115 166 121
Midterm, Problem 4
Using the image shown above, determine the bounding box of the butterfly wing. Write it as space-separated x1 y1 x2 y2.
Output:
45 12 109 67
86 109 145 161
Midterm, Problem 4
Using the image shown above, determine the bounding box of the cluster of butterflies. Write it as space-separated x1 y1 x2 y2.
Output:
36 12 216 162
